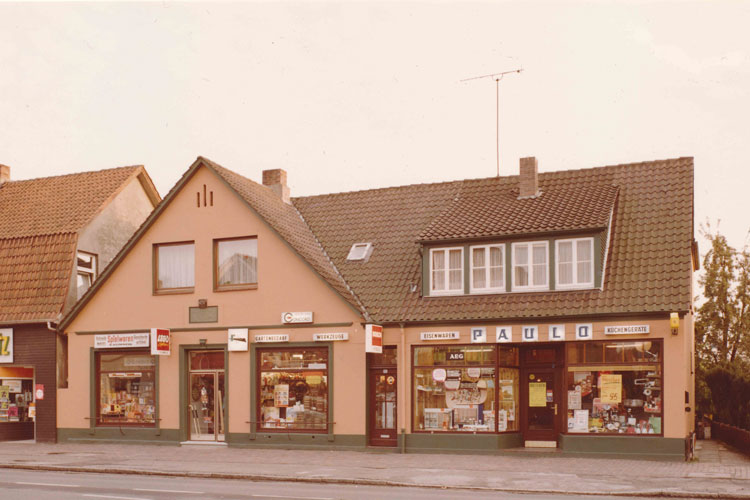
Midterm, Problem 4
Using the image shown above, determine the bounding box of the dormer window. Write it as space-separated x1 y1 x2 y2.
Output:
346 242 373 262
470 244 505 293
556 238 594 289
430 247 463 295
512 241 549 291
77 251 97 299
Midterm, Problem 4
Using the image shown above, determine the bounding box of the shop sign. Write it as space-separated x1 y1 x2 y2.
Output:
470 327 487 343
604 325 650 335
420 331 459 341
108 372 142 378
0 328 13 363
228 328 249 351
95 333 150 349
548 325 565 341
150 328 171 356
255 334 289 343
281 311 313 324
521 326 539 342
496 326 513 343
365 324 383 353
575 324 593 341
124 357 154 367
35 384 44 400
447 352 464 361
313 332 349 342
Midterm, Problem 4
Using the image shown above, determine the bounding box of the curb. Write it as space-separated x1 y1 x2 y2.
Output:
1 464 750 499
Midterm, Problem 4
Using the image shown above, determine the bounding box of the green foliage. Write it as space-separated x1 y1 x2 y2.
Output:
704 364 750 430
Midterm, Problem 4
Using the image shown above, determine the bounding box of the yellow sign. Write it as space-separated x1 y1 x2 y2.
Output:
600 374 622 404
529 382 547 407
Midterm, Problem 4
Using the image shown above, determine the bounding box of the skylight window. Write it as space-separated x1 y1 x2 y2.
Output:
346 242 373 262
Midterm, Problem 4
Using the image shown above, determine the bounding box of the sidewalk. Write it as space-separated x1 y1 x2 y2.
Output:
0 438 748 498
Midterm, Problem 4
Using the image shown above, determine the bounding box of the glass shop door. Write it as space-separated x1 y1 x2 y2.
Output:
369 367 397 447
188 371 225 442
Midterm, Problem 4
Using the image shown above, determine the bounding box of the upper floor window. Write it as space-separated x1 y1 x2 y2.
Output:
76 251 97 298
470 244 504 293
154 242 194 293
556 238 594 289
512 241 548 291
215 237 258 290
430 247 463 295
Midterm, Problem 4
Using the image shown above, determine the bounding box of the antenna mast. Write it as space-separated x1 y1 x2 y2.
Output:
461 68 523 177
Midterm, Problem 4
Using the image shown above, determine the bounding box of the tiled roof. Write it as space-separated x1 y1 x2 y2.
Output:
419 181 620 241
293 157 694 322
0 166 144 238
202 158 368 318
0 234 77 323
0 166 148 323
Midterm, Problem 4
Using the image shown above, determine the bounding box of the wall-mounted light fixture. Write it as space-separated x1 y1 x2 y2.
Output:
198 299 208 309
670 312 679 335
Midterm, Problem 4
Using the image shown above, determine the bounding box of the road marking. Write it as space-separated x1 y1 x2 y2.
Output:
82 495 151 500
251 496 334 500
16 482 80 488
134 488 204 494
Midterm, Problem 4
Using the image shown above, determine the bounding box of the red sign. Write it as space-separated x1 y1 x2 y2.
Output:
150 328 171 356
35 384 44 400
365 324 383 354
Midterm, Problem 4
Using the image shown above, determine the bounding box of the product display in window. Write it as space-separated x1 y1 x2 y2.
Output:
97 353 156 425
0 380 34 423
259 348 328 431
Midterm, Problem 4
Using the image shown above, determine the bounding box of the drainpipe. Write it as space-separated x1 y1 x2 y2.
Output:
399 322 406 454
46 321 57 332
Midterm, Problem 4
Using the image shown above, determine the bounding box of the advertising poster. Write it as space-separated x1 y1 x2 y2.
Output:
274 384 289 407
529 382 547 407
498 409 508 431
573 409 589 432
600 374 622 404
568 390 582 410
499 380 514 400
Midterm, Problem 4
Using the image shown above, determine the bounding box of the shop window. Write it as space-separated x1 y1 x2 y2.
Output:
154 242 195 293
258 348 328 432
512 241 548 291
565 341 662 435
97 352 156 426
430 247 463 295
76 251 97 298
556 238 594 289
470 244 505 293
0 371 34 423
214 237 258 290
413 345 519 433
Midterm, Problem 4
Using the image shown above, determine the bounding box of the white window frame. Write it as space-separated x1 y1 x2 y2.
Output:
469 244 505 294
76 251 97 299
429 247 464 296
556 237 595 290
511 241 549 292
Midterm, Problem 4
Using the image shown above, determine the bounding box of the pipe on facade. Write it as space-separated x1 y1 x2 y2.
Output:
400 322 406 454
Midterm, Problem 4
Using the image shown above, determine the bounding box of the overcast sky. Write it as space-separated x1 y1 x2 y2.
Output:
2 2 749 259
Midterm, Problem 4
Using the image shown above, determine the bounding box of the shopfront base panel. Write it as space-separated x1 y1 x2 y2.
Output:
57 428 181 445
228 433 367 451
405 432 524 454
560 434 686 460
0 422 35 441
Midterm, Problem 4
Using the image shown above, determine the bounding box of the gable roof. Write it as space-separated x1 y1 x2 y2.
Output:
294 157 694 323
0 165 158 324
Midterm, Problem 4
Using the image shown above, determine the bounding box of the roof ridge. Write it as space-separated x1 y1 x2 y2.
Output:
3 164 142 184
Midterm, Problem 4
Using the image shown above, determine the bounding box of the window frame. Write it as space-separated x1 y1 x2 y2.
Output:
556 237 595 290
511 241 549 292
153 241 195 295
76 250 98 299
95 349 157 428
213 236 259 292
469 244 506 294
429 247 464 296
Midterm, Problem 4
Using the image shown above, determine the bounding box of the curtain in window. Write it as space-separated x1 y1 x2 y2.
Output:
577 239 592 283
218 239 258 285
514 245 528 286
490 246 503 288
449 249 462 290
532 244 547 286
472 248 486 289
432 250 445 291
558 241 573 285
158 244 194 289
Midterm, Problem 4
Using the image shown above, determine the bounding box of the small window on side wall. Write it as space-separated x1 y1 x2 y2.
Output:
430 247 463 295
76 251 97 299
154 242 195 293
556 237 594 289
215 237 258 290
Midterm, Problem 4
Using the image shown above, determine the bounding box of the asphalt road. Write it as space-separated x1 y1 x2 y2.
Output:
0 469 665 500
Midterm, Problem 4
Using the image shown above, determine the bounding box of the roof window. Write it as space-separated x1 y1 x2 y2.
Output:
346 242 373 262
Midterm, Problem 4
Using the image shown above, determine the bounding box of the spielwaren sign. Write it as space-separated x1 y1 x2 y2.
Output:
95 333 150 349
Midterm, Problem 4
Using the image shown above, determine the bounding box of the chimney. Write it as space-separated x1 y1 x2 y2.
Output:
262 168 290 204
518 157 540 199
0 164 9 185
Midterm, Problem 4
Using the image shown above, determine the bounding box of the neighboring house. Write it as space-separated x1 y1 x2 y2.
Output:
0 164 160 442
59 156 696 459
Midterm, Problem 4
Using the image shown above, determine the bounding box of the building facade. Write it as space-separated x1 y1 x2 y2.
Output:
59 156 697 459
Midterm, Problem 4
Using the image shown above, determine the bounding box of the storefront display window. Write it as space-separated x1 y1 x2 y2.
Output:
258 348 328 432
413 345 519 433
0 370 34 423
97 352 156 426
566 341 662 435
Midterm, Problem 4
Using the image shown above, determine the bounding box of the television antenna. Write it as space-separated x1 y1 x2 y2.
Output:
461 68 523 177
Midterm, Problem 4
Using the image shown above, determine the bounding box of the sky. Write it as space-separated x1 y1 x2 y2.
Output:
1 1 749 260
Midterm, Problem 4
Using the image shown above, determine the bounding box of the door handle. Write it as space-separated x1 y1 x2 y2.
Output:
554 404 558 415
